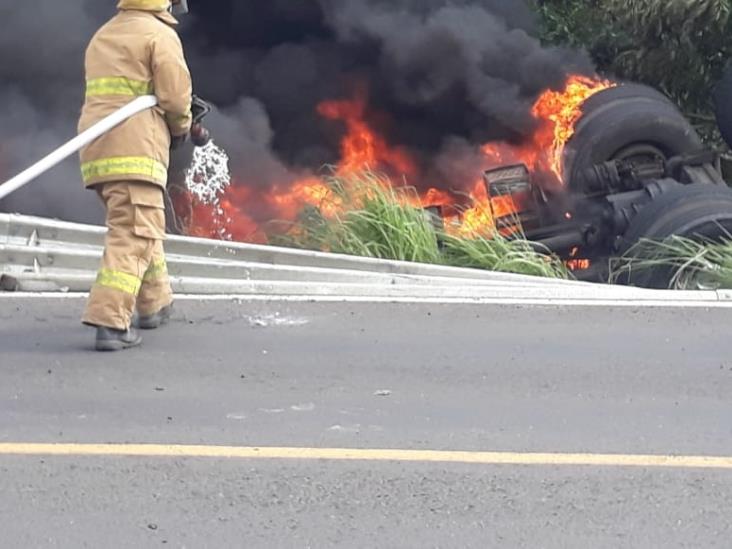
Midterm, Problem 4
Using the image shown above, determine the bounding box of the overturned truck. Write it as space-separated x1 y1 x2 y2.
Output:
485 83 732 288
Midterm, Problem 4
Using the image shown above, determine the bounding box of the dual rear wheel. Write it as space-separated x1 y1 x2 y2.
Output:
563 83 732 288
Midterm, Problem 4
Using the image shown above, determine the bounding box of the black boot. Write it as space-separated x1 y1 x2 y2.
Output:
95 327 143 352
136 304 173 330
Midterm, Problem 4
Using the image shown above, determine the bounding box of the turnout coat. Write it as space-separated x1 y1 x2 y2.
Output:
78 7 192 189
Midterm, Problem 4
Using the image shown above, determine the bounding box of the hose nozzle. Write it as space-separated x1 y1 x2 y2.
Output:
190 123 211 147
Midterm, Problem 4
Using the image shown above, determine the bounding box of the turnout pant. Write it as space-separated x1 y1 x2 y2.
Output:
83 180 173 330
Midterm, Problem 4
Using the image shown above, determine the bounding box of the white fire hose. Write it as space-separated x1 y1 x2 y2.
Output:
0 95 159 201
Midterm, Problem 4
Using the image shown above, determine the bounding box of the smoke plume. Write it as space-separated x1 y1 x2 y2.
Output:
0 0 592 223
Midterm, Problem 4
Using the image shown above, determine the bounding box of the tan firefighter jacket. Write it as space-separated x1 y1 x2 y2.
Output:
78 8 192 189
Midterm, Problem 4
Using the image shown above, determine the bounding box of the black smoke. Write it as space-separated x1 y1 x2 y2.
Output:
0 0 592 223
0 1 115 222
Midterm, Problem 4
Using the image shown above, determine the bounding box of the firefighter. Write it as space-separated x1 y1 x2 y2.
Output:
78 0 193 351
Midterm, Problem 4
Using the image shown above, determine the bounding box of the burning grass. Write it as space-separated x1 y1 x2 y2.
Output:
610 236 732 289
279 170 571 279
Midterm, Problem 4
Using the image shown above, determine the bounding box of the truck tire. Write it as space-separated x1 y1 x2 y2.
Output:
564 84 703 193
713 63 732 149
617 184 732 288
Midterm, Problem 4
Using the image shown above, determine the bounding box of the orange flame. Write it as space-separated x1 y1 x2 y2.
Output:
181 74 615 243
532 75 616 181
456 181 494 238
318 91 417 177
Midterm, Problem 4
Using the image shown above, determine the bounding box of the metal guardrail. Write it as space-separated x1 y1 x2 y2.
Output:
1 213 593 284
1 213 727 302
2 243 582 289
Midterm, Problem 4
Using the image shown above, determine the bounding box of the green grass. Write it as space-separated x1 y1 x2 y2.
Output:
281 170 571 279
325 173 443 264
610 235 732 289
441 234 570 278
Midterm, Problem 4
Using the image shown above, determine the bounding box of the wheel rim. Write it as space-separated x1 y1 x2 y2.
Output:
612 143 666 175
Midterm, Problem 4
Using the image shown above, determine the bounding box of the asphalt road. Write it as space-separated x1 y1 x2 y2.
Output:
1 296 731 547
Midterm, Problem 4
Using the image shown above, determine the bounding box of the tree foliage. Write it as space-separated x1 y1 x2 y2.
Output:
532 0 732 139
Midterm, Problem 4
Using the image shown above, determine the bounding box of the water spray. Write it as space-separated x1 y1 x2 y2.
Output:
179 95 233 239
185 140 231 204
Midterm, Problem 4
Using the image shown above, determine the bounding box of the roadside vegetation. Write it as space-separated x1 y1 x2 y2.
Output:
278 171 571 280
611 235 732 289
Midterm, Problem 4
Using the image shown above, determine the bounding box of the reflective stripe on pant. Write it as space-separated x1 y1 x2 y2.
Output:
83 181 173 330
138 252 171 316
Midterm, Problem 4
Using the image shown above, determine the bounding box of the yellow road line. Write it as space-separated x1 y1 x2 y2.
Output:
1 443 732 469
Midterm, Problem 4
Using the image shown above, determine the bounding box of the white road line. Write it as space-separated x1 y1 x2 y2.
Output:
2 292 731 308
